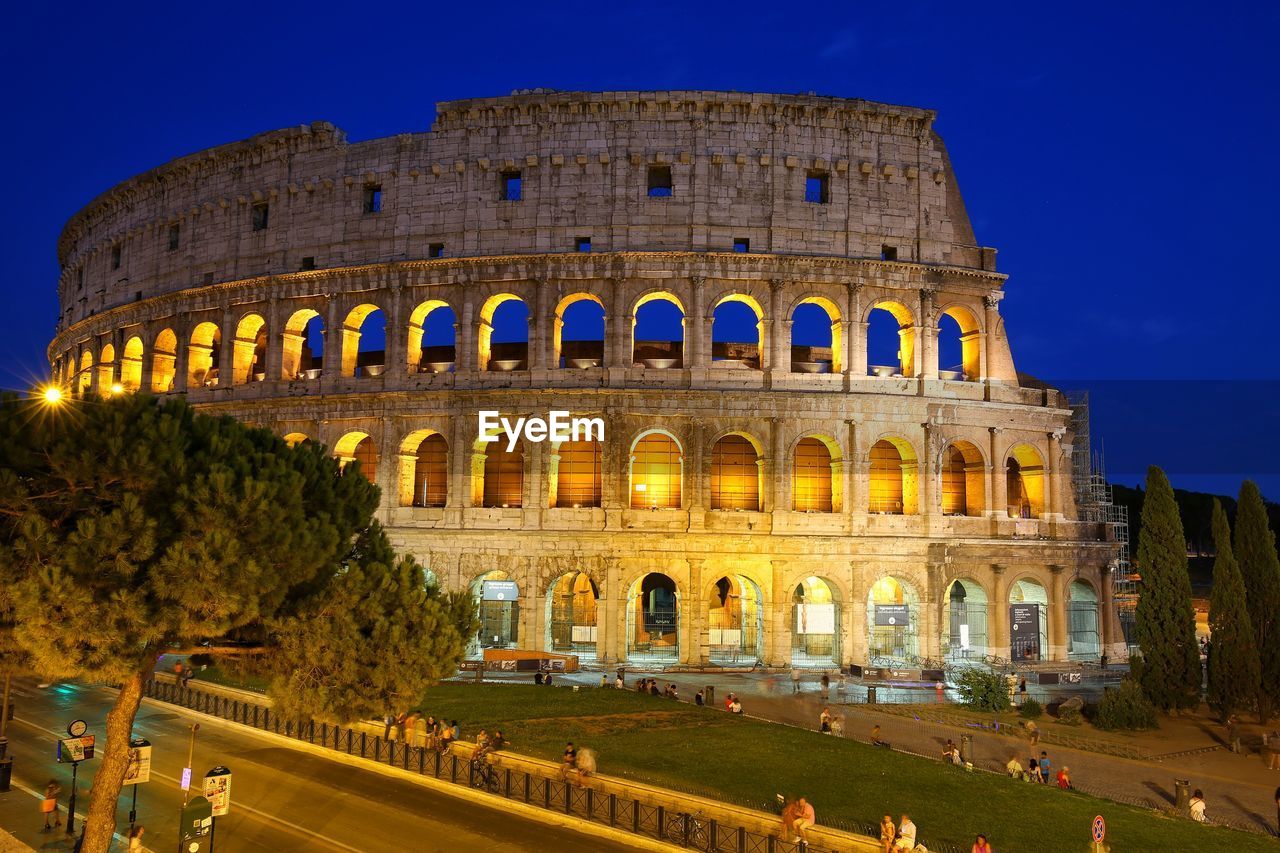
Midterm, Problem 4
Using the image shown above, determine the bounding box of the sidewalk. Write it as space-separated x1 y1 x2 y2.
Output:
0 776 141 852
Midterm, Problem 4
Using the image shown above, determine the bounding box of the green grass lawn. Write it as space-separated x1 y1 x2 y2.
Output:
420 682 1267 853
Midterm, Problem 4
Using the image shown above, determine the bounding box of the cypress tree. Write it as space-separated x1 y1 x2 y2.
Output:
1234 480 1280 721
1206 500 1259 720
1134 466 1201 711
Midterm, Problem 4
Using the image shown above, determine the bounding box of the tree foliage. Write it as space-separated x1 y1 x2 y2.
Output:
954 667 1011 713
1206 500 1260 720
1234 480 1280 721
1094 679 1159 731
268 522 477 724
1133 466 1201 711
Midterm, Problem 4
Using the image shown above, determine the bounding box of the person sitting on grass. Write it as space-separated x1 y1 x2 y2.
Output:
1005 755 1026 781
1055 766 1071 790
728 696 743 714
871 724 889 747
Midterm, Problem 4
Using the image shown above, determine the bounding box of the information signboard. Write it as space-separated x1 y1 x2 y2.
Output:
1009 603 1041 659
481 580 519 601
874 604 910 627
123 738 151 785
203 766 231 817
57 736 95 763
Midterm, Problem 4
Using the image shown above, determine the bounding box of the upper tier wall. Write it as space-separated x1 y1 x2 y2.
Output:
55 91 989 332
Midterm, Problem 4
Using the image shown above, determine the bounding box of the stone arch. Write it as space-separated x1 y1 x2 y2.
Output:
97 342 116 392
629 429 683 509
282 308 323 379
546 571 601 659
706 574 766 664
120 335 144 391
478 293 529 372
232 313 268 384
475 435 524 508
550 435 602 508
150 328 177 392
626 571 681 662
1006 442 1046 518
1007 574 1050 661
333 430 378 484
407 299 456 373
470 569 520 656
937 303 982 380
76 350 93 395
792 433 842 513
866 575 922 662
942 577 990 660
939 439 986 516
868 435 919 515
553 292 605 368
709 430 763 511
1067 578 1101 660
632 290 685 368
791 575 843 666
789 295 842 373
340 303 385 377
710 292 764 370
187 321 221 387
399 428 448 508
864 299 915 377
282 432 311 448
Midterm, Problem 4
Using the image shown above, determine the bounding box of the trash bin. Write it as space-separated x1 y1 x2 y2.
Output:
867 686 877 704
705 686 715 707
1174 779 1191 811
0 756 12 793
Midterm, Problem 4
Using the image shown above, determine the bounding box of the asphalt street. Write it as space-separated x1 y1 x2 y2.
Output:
0 679 636 852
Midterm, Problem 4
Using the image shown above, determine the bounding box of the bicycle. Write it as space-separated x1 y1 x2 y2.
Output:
663 811 711 850
468 754 501 793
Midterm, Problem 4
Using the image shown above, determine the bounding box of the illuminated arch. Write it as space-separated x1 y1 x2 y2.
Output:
790 295 843 373
1008 576 1049 661
186 321 221 387
282 308 323 379
478 293 529 372
97 343 116 393
867 576 921 661
868 436 919 514
707 574 765 663
793 434 841 512
632 291 685 368
151 328 177 392
709 432 763 511
546 571 601 659
711 293 764 370
282 432 311 448
1006 443 1046 518
792 576 842 666
475 437 523 508
550 436 602 508
1068 579 1101 660
554 293 605 368
626 571 680 662
232 313 267 384
865 299 915 377
398 429 448 508
469 569 519 655
334 431 378 484
940 439 986 516
943 578 990 660
629 430 683 509
407 299 455 373
938 304 982 380
77 350 93 395
120 336 144 391
340 303 385 377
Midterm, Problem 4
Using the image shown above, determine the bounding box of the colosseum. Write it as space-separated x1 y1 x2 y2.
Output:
49 89 1126 671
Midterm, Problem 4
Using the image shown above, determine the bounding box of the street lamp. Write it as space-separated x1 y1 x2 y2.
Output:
110 382 124 395
41 386 63 404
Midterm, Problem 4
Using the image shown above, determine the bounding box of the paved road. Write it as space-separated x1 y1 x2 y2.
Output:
0 679 636 852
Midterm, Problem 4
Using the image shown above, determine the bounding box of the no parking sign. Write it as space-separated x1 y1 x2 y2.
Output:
1092 814 1106 842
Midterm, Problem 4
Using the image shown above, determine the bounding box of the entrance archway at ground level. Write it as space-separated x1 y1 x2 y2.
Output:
942 579 989 661
468 570 520 658
867 576 920 662
546 571 600 661
1067 580 1100 660
707 575 764 664
626 573 679 663
1008 578 1049 662
791 577 841 667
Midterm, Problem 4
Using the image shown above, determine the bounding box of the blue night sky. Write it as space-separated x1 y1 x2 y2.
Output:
4 1 1277 499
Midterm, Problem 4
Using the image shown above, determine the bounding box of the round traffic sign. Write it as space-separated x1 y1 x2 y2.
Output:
1092 815 1106 842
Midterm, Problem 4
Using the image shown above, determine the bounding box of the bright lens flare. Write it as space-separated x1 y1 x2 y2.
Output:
42 386 64 404
110 383 125 394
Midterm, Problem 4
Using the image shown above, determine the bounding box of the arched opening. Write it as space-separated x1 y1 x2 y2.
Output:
186 321 222 387
869 437 918 514
479 294 529 372
555 294 605 368
282 432 310 448
938 306 981 380
232 313 268 384
1006 444 1046 518
341 304 385 377
867 576 920 662
632 293 684 368
1068 580 1100 660
120 336 144 391
77 351 93 396
629 431 682 509
790 299 841 373
469 570 520 657
1008 578 1049 662
282 309 324 379
408 300 456 374
551 438 602 508
151 328 178 392
334 431 378 485
792 576 841 666
710 433 761 511
626 572 679 662
97 343 116 393
546 571 600 659
943 579 989 661
866 301 914 377
481 440 523 508
708 575 764 664
940 441 986 516
400 430 448 508
793 436 839 512
711 295 762 369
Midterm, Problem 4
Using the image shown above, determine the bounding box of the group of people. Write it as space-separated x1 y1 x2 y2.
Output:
633 677 679 698
779 796 817 843
382 711 461 752
558 740 597 786
818 706 845 736
1005 751 1070 788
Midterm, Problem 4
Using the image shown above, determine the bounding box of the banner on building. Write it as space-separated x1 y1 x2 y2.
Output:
795 603 835 635
1009 603 1041 660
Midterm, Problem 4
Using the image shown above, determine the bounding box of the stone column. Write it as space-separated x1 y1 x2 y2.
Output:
989 565 1009 659
521 557 540 653
601 557 622 665
983 293 1001 383
384 282 406 378
989 427 1007 518
457 297 477 373
687 420 705 528
688 276 708 371
768 278 786 373
529 278 550 373
325 296 341 377
219 309 236 387
685 558 708 665
768 417 784 513
768 559 791 667
919 288 938 380
1049 565 1068 661
919 421 935 518
848 561 868 665
172 322 190 393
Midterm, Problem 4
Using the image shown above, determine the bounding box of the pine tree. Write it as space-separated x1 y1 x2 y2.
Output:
1206 500 1260 720
0 394 383 853
1234 480 1280 721
1133 466 1201 711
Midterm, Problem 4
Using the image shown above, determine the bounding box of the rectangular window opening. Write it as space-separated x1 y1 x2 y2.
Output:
76 268 84 290
500 170 522 201
167 224 180 252
647 165 673 197
428 243 445 259
363 184 383 214
251 202 269 231
300 256 316 271
576 237 592 253
733 238 750 253
880 244 898 261
111 244 122 270
805 171 830 204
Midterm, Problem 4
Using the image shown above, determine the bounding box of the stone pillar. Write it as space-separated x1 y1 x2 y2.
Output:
989 427 1007 518
687 420 705 528
172 322 190 393
263 298 282 382
768 559 791 667
529 278 550 372
919 288 938 380
1049 565 1068 661
385 282 406 377
919 421 935 518
768 278 786 373
768 417 784 513
601 557 622 664
457 297 477 373
377 416 397 518
848 561 868 665
448 412 470 510
848 420 866 522
688 276 707 371
521 557 540 653
325 296 341 377
685 558 708 665
1100 566 1126 657
983 293 1001 383
989 565 1009 659
218 309 235 387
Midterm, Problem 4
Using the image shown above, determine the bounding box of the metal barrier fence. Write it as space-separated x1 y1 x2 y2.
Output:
144 679 876 852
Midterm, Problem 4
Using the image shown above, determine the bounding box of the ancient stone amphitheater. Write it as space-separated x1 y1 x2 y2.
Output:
50 90 1123 669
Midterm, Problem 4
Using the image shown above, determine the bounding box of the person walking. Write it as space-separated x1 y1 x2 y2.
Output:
878 814 896 853
1025 719 1040 746
1189 788 1207 822
791 667 802 694
793 797 815 843
971 833 993 853
127 825 145 852
1018 676 1028 706
1056 766 1071 790
821 672 830 700
695 690 704 706
40 780 62 831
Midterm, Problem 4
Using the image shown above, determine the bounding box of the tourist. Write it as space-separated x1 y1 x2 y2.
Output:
793 797 815 843
821 672 830 700
695 690 704 706
614 675 624 689
560 741 578 782
871 724 888 747
1025 719 1040 746
490 730 508 751
729 696 743 714
40 780 61 831
1056 766 1071 790
1005 755 1025 781
1028 754 1042 783
394 711 409 742
791 667 801 694
944 738 956 758
878 814 896 853
831 714 845 738
1038 750 1051 784
724 692 736 711
544 672 554 686
971 833 993 853
127 825 145 852
648 680 659 696
1274 786 1279 834
897 814 917 850
600 673 608 688
819 707 832 734
779 797 798 842
1018 676 1027 706
1189 788 1207 822
475 729 490 751
535 670 544 685
575 747 597 784
668 683 679 699
944 744 961 765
